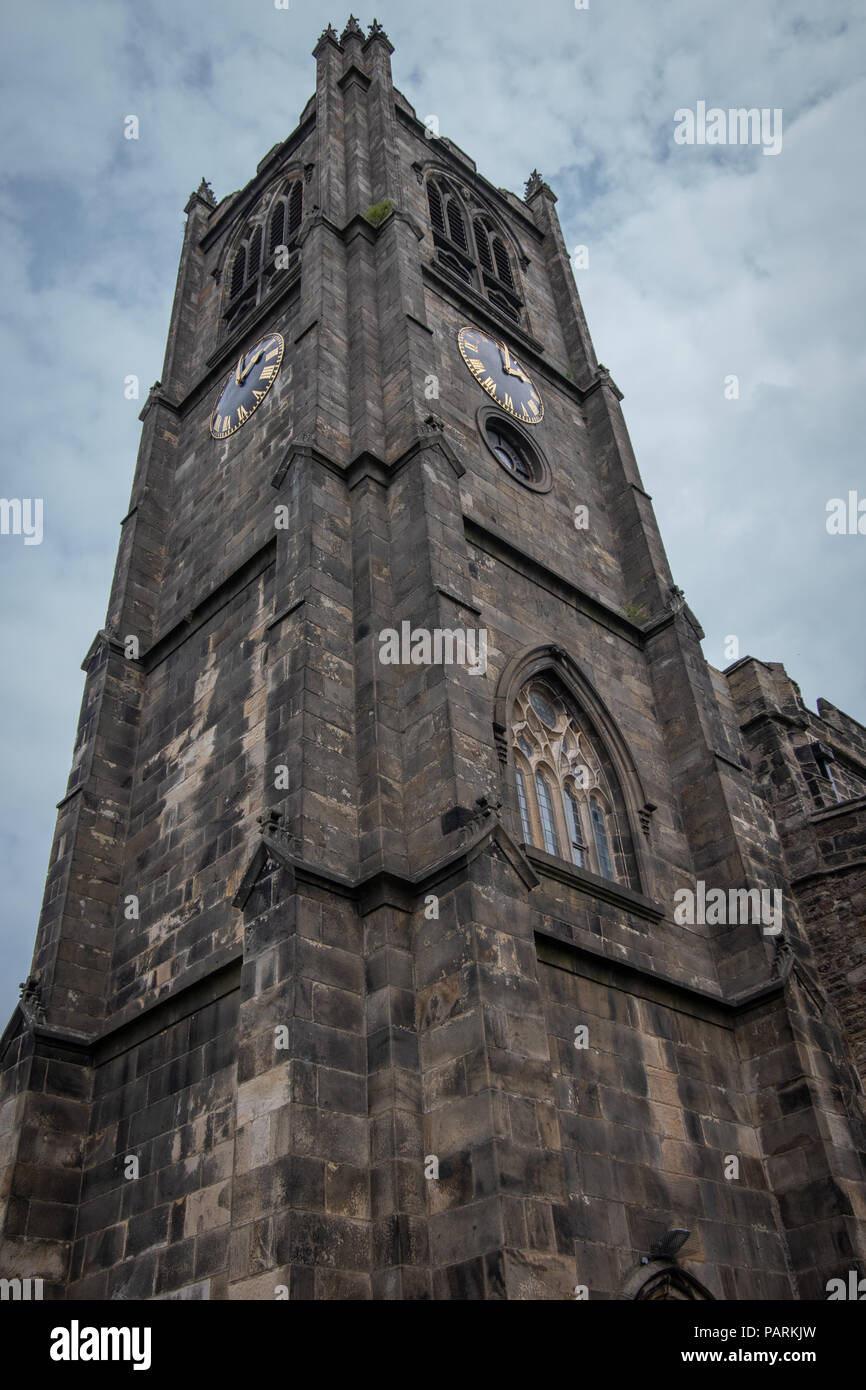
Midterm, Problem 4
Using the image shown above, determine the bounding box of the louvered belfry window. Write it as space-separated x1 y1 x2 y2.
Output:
226 177 304 328
425 174 522 323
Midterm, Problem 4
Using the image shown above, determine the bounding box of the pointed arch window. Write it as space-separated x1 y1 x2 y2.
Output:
426 175 522 324
225 177 304 328
510 678 631 886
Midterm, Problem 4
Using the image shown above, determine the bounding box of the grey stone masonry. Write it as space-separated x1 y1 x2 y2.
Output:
725 658 866 1085
1 19 865 1300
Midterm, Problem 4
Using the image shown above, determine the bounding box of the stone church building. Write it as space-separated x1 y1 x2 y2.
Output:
2 17 865 1300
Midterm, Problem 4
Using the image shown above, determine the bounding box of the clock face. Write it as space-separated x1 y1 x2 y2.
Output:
457 326 543 424
210 332 284 439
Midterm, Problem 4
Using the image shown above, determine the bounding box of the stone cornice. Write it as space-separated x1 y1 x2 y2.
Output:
809 793 866 823
142 538 276 673
535 928 790 1019
463 515 645 647
0 954 244 1067
233 813 540 917
270 426 466 493
791 856 866 888
738 707 808 735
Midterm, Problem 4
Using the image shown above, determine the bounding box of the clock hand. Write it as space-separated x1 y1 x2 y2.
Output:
499 342 529 383
235 347 264 386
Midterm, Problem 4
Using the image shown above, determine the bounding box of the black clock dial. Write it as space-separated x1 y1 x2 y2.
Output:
210 332 284 439
457 325 543 424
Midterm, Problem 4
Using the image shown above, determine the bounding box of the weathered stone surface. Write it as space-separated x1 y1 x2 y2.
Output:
1 18 864 1303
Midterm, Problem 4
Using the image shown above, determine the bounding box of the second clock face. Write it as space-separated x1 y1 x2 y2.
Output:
457 325 543 424
210 332 284 439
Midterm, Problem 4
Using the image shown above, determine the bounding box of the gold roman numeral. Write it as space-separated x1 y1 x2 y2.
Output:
237 404 249 423
252 389 265 401
527 399 539 415
260 365 277 381
265 348 280 361
482 376 496 390
468 357 484 372
503 393 514 411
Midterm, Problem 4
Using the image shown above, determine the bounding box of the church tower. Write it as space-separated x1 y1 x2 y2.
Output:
2 17 865 1301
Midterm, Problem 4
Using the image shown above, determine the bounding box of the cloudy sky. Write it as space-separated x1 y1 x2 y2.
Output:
1 0 863 1026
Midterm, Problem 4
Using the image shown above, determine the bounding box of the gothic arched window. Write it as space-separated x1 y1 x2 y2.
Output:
426 175 522 323
510 678 624 884
225 177 303 328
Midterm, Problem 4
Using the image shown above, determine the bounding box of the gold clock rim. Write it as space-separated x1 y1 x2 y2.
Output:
210 331 285 440
456 324 544 424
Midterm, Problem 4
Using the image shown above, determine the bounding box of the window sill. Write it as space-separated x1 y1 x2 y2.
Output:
809 792 866 823
522 844 664 923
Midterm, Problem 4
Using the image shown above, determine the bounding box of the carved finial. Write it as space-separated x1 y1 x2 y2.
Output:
365 16 394 52
185 180 216 215
341 15 363 41
319 21 339 42
668 585 686 615
524 168 556 201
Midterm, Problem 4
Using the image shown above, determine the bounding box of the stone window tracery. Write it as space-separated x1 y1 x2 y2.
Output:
511 679 621 883
426 175 522 324
225 178 303 329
